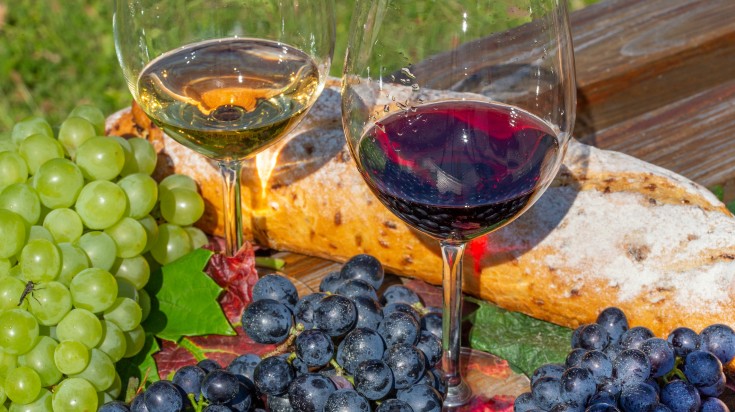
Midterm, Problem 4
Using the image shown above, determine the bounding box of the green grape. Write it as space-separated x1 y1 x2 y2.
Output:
18 336 62 387
116 277 139 301
69 104 105 136
159 187 205 226
74 137 125 181
110 136 134 175
123 324 145 358
57 116 96 159
33 158 84 209
18 133 64 175
103 297 142 332
53 340 89 375
42 208 83 243
0 132 16 153
125 137 158 176
0 209 27 259
138 214 159 253
104 217 147 258
150 223 192 265
27 281 72 326
69 268 118 313
19 239 61 282
70 348 116 392
8 388 52 412
0 380 5 404
0 258 11 277
51 377 98 412
11 116 53 146
105 372 123 399
27 226 53 242
159 173 198 196
74 231 117 272
185 226 209 249
55 308 102 349
0 276 25 311
56 243 90 286
138 288 151 322
113 255 150 290
0 152 29 191
96 320 127 363
0 310 39 355
117 173 158 219
0 183 41 226
4 366 41 405
0 347 18 380
74 180 127 230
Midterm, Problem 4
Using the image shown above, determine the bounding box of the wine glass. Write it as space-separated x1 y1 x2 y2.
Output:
114 0 335 256
341 0 576 408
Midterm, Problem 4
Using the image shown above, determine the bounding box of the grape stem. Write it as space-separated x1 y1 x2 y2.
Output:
263 323 304 357
254 256 286 270
188 393 209 412
329 358 346 376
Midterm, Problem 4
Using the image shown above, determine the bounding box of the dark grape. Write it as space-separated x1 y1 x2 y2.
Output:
198 358 223 373
587 391 616 407
352 295 384 330
586 404 620 412
334 279 378 301
571 325 583 349
376 399 414 412
620 326 654 350
416 330 442 366
565 347 588 368
323 389 371 412
531 376 562 411
130 393 148 412
378 310 420 347
420 312 442 339
201 369 241 405
549 403 583 412
287 373 337 412
381 284 421 306
340 253 385 290
172 365 206 401
530 363 565 387
699 324 735 365
354 359 395 400
253 355 295 396
252 274 298 310
619 382 659 412
267 394 294 412
99 401 131 412
513 391 538 412
319 271 345 293
595 307 629 346
335 327 386 374
579 350 612 385
397 383 443 412
683 350 723 389
227 353 261 382
227 382 254 412
667 327 701 358
294 292 326 329
697 371 726 397
296 329 334 368
143 380 184 412
660 380 701 412
384 343 426 389
384 302 421 322
314 294 357 337
202 405 231 412
700 397 730 412
640 338 675 378
612 348 650 384
578 323 610 351
559 366 596 407
242 298 294 344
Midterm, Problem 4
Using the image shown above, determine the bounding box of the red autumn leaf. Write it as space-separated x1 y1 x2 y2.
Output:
205 241 260 324
404 278 443 309
466 395 516 412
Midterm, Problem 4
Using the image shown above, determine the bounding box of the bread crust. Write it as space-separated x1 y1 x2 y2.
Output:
107 84 735 342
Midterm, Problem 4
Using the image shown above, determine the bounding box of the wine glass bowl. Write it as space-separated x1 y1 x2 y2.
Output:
114 0 335 255
342 1 575 408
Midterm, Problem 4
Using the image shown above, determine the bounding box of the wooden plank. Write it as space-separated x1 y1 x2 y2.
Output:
578 79 735 189
571 0 735 137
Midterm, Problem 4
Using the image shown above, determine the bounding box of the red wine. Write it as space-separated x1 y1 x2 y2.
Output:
357 100 561 241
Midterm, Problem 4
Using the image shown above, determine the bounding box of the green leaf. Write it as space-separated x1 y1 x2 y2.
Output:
467 297 572 376
710 185 725 201
727 200 735 214
116 333 160 402
144 248 236 341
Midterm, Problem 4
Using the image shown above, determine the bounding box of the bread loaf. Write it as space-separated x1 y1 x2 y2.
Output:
107 83 735 341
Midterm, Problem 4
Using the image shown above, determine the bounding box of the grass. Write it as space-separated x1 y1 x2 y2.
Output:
0 0 597 133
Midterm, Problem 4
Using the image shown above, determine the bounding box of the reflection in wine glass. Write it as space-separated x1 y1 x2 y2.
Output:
342 1 576 408
114 0 335 256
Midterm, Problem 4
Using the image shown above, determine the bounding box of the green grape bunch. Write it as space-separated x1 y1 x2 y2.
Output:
0 105 208 411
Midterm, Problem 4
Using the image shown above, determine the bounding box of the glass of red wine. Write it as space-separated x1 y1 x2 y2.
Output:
114 0 335 256
341 0 576 408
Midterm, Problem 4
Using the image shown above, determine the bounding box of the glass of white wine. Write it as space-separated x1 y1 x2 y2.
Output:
114 0 335 256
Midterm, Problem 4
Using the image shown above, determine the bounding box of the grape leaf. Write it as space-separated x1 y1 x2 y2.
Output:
116 333 160 400
205 242 260 324
144 248 235 341
467 297 572 376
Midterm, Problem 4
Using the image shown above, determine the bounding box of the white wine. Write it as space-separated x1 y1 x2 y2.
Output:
137 37 321 160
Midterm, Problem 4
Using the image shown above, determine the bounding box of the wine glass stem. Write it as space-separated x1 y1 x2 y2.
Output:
218 160 244 257
441 240 472 406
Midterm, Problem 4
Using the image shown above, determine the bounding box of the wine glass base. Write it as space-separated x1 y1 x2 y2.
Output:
442 347 530 411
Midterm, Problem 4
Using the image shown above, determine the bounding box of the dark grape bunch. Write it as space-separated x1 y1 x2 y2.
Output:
514 307 735 412
100 254 445 412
